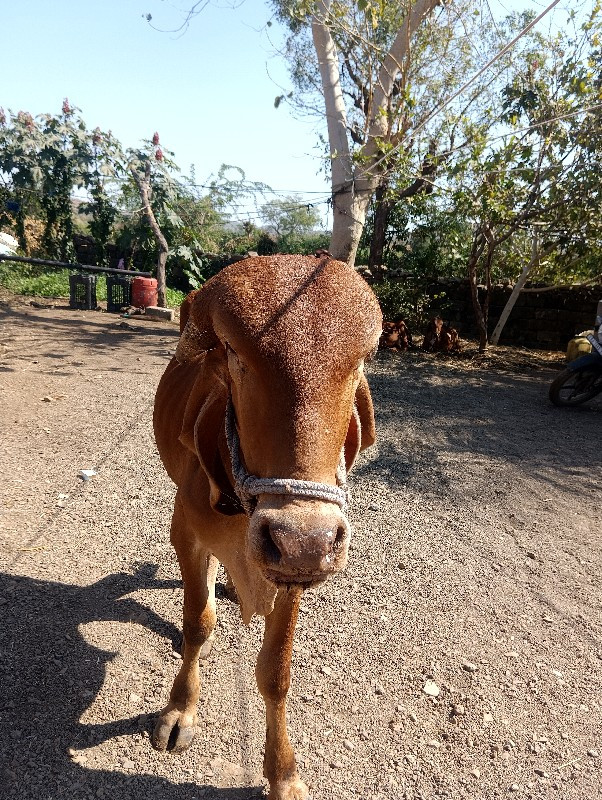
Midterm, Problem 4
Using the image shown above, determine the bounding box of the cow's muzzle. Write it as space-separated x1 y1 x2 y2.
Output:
248 496 351 586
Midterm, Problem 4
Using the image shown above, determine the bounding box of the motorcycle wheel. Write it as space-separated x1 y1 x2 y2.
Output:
549 367 602 407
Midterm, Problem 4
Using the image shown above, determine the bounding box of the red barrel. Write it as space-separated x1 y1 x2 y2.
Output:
132 277 158 308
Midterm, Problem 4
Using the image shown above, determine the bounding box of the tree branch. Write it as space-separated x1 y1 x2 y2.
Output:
370 0 441 137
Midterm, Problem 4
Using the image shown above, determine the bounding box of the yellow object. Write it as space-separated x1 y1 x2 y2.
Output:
566 332 593 362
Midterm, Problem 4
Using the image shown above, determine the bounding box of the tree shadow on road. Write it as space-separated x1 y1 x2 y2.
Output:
0 302 180 374
0 563 265 800
359 356 601 496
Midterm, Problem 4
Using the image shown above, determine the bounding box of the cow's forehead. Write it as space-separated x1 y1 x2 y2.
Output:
211 256 382 362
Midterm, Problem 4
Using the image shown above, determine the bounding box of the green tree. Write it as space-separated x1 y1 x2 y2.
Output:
273 1 547 265
0 109 43 253
38 99 91 261
261 195 320 238
126 133 183 306
274 0 456 264
260 194 324 252
451 10 602 350
0 101 119 263
80 127 123 267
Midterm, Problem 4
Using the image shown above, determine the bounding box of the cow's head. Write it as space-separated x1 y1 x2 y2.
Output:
175 255 382 587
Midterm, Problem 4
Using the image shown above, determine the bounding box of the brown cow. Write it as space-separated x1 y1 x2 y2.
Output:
422 316 460 353
379 319 412 351
152 254 382 800
421 315 444 352
439 323 460 353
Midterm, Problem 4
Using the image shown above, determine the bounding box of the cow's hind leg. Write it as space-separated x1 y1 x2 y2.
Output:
152 498 218 754
256 586 309 800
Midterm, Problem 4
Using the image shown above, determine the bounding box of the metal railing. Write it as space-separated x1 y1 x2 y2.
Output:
0 253 152 278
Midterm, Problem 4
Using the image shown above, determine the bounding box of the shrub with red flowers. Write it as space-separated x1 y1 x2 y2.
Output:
36 100 91 260
0 109 43 250
17 111 35 131
81 127 123 267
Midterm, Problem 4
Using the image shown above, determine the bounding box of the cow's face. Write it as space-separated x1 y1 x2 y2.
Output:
224 343 368 586
213 257 381 587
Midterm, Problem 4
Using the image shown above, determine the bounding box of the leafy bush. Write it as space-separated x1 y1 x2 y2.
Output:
276 231 331 255
371 278 450 329
166 287 186 307
0 263 103 298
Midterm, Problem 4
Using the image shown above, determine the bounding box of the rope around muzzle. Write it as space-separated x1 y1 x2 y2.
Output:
224 398 353 516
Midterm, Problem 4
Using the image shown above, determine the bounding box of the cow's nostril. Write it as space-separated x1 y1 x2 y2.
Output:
334 526 346 551
260 523 282 565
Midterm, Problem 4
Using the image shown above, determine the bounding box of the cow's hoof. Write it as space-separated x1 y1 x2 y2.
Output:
152 709 197 754
267 775 310 800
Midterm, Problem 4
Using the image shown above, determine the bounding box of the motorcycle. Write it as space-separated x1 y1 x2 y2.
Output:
549 332 602 407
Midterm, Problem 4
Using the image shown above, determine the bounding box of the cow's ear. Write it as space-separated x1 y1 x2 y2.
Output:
175 283 220 363
344 373 376 472
178 349 244 516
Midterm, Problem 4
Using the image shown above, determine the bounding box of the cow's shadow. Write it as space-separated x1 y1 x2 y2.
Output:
0 564 264 799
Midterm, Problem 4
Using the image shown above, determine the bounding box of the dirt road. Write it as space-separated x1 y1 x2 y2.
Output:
1 294 601 800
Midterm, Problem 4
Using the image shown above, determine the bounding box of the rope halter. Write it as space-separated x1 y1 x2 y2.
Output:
224 398 353 516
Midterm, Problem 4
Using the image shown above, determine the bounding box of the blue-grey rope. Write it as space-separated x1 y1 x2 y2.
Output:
224 398 351 515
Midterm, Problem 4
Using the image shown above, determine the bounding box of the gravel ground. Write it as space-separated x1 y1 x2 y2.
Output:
1 293 601 800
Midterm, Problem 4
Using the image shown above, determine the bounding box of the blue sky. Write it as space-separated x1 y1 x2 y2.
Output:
1 0 331 220
0 0 588 226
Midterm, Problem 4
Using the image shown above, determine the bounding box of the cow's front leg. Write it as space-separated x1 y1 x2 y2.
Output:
256 585 309 800
153 501 218 754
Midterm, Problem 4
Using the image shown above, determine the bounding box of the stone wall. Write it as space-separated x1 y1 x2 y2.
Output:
424 279 602 350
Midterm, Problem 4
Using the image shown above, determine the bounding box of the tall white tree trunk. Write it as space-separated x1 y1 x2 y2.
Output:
311 0 440 266
329 189 375 264
490 232 540 346
311 0 366 263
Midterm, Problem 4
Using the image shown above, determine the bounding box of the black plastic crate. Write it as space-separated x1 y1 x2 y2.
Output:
106 275 132 313
69 274 97 310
